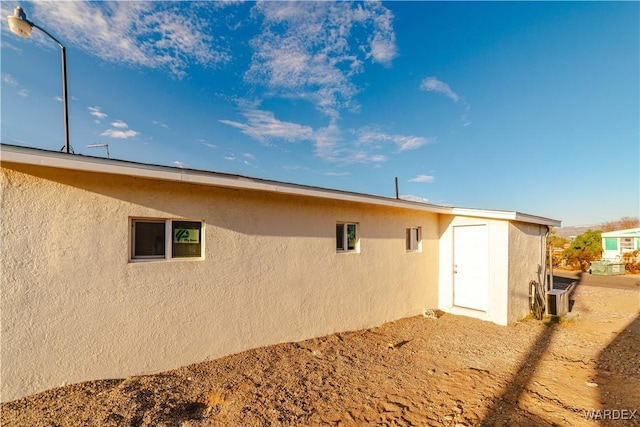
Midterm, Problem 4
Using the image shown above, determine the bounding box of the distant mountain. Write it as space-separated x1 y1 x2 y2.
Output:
555 217 639 238
554 226 595 239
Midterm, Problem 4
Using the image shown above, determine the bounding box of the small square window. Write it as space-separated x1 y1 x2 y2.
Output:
604 237 618 251
132 220 166 259
620 237 634 252
406 227 421 252
131 218 203 261
172 221 202 258
336 222 358 252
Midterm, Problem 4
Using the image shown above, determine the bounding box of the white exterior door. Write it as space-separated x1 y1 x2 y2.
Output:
453 224 489 312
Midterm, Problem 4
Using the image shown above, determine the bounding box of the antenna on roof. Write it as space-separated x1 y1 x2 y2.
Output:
395 177 399 199
86 143 110 159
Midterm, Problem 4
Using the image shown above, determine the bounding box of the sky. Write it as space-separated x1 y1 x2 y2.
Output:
1 1 638 227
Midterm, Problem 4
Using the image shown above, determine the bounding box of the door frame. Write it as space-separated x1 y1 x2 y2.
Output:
452 224 490 313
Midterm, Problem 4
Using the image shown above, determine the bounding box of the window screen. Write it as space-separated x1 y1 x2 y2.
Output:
336 223 345 250
346 224 357 250
133 220 166 258
407 227 420 251
336 223 357 252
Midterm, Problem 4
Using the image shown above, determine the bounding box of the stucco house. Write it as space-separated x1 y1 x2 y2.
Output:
601 228 640 261
0 144 560 402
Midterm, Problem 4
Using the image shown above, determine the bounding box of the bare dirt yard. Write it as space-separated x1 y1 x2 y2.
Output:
2 273 639 427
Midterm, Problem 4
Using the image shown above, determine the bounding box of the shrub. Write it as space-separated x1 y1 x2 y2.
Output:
622 250 640 274
564 230 602 272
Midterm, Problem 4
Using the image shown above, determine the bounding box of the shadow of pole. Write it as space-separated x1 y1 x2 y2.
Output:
595 314 640 426
480 321 558 427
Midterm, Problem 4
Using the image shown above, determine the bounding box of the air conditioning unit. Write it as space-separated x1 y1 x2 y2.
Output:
547 289 569 316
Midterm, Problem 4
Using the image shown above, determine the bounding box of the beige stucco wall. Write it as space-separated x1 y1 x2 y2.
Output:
438 215 510 325
507 221 546 323
0 163 439 402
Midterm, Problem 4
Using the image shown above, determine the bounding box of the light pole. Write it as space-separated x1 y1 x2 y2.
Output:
7 6 71 153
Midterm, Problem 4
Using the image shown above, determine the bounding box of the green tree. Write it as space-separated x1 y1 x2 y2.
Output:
564 230 602 272
548 235 570 249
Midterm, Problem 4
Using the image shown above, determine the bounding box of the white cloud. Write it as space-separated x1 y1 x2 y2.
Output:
369 154 388 162
351 152 387 163
396 136 433 151
111 120 129 129
408 175 435 183
242 153 256 160
356 128 435 152
199 141 217 149
100 119 138 139
2 74 17 85
221 109 431 165
400 194 431 204
312 121 342 162
420 77 471 126
322 171 350 177
153 120 169 129
54 95 77 102
101 129 139 139
213 0 244 9
0 40 22 52
367 6 397 65
220 109 314 144
420 77 460 102
311 122 390 164
283 165 310 171
461 103 472 126
30 2 231 78
173 161 186 168
88 106 108 120
18 89 29 97
246 1 397 118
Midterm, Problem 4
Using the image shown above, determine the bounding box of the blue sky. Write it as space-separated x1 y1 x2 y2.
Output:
1 1 638 227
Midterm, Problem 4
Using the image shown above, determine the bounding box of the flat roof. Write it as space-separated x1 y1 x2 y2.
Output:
601 228 640 237
1 144 561 227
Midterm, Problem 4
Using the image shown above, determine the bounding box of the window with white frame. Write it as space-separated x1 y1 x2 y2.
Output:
336 223 358 252
406 227 421 252
620 237 635 253
604 238 618 251
131 219 203 261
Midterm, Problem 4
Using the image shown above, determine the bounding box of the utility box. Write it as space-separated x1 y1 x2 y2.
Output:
590 261 626 276
547 289 569 317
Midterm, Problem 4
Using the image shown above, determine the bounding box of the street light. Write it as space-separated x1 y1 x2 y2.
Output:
7 6 71 153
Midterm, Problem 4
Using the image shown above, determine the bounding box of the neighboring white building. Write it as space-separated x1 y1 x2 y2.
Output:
0 144 560 402
601 228 640 261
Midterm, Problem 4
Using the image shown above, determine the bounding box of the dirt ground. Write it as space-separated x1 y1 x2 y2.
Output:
2 274 639 427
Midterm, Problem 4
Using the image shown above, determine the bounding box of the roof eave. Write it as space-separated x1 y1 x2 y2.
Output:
0 144 561 226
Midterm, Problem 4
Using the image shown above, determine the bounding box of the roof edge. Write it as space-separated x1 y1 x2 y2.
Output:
1 144 561 227
601 227 640 237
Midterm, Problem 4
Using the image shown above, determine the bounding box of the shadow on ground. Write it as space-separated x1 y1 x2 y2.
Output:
481 273 640 426
479 320 558 427
596 314 640 426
